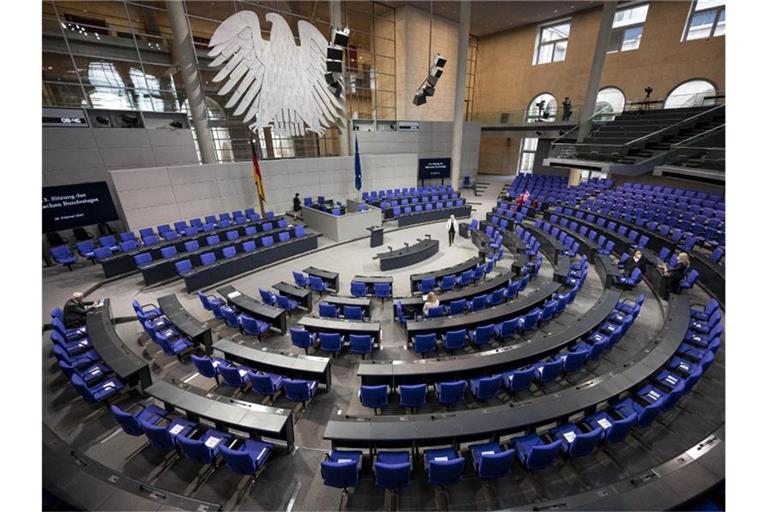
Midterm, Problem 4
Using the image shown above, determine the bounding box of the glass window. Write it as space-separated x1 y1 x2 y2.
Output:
683 0 725 40
664 80 717 109
534 21 570 65
608 3 648 53
518 138 539 174
595 87 626 121
527 93 557 123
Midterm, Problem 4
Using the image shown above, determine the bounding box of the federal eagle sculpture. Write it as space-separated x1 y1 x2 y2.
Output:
208 11 345 137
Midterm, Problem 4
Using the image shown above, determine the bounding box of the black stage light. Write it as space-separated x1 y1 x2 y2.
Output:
327 60 343 73
327 47 344 60
434 54 447 68
332 27 350 47
426 74 439 87
325 72 336 85
423 85 435 97
413 91 427 106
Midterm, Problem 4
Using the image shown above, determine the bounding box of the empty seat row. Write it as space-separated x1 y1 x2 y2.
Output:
133 300 195 359
289 328 374 358
388 200 466 217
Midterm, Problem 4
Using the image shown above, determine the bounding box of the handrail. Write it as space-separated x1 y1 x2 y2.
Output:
624 104 725 148
552 104 613 145
671 122 725 149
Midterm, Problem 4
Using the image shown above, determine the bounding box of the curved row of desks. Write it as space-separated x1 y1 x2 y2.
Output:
378 238 439 271
86 298 152 391
100 215 285 278
146 379 295 449
565 206 724 304
409 256 483 293
324 295 690 450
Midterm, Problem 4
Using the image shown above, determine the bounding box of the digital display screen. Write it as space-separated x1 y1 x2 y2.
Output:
418 158 451 179
43 181 119 233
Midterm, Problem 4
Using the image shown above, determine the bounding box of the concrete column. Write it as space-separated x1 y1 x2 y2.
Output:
330 0 351 156
568 168 582 187
449 1 471 190
577 1 617 142
166 0 217 164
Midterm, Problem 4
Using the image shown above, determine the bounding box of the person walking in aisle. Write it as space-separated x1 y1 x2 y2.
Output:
446 215 459 247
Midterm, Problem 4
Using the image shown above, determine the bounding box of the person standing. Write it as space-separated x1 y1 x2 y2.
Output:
562 97 572 121
446 215 458 247
292 193 302 220
63 292 95 329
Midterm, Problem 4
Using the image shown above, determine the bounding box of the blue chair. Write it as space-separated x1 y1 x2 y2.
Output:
76 240 97 261
558 348 590 373
343 305 363 320
275 295 298 314
424 448 465 486
310 276 328 293
71 373 124 404
240 314 270 339
290 328 317 354
470 295 487 311
419 277 436 293
318 303 339 318
412 333 437 355
470 375 502 401
110 403 168 436
177 428 234 465
494 319 517 340
374 451 412 491
247 371 284 401
319 332 343 356
293 271 309 288
426 305 445 318
399 384 428 411
218 363 249 390
449 299 467 315
374 282 392 301
261 236 274 247
469 324 495 346
141 417 196 452
221 305 241 329
200 252 216 266
504 366 536 392
469 441 515 479
57 359 110 385
617 267 642 288
321 450 363 491
350 281 367 297
173 259 192 276
584 411 638 444
534 358 564 384
435 380 466 408
191 354 227 384
359 384 389 412
50 246 78 270
440 275 456 292
220 438 274 480
513 433 563 470
613 396 665 428
134 252 153 267
259 288 277 306
349 334 373 358
283 379 318 405
551 423 603 458
443 329 467 353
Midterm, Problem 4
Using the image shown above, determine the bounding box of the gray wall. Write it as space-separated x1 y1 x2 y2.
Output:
355 122 481 180
108 153 418 231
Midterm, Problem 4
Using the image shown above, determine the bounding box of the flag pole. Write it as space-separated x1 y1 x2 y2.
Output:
250 137 266 217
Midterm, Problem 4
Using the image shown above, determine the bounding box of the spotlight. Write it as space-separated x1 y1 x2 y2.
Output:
332 26 350 47
423 85 435 97
412 53 447 107
325 72 336 85
327 47 344 61
536 130 543 136
169 120 183 128
412 91 427 106
434 54 447 68
96 116 110 126
430 66 443 79
327 60 342 73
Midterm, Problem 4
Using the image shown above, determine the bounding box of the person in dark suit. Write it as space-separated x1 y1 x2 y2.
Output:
292 193 302 220
659 252 690 300
625 249 648 276
63 292 94 328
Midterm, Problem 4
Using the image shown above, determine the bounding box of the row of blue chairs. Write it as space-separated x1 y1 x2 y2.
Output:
49 308 125 405
376 193 461 208
362 185 454 202
133 300 195 359
414 260 498 295
138 209 276 240
201 294 273 338
172 226 306 278
388 200 466 217
109 403 274 482
190 355 318 405
288 328 374 358
317 303 366 321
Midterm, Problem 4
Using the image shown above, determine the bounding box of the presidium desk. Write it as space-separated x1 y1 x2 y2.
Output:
377 239 439 271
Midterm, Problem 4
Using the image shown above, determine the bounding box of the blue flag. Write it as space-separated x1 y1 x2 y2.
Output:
354 136 362 191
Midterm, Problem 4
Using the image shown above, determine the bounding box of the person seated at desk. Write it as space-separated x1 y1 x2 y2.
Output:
63 292 95 328
422 292 440 316
625 249 648 276
658 252 690 300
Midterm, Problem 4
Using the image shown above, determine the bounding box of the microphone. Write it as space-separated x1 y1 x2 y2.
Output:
424 234 432 240
387 246 393 252
404 242 410 248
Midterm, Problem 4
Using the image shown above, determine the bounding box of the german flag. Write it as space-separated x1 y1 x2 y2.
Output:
249 138 266 210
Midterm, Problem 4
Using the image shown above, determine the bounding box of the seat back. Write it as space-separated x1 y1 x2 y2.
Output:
444 329 466 350
349 334 372 355
436 380 466 405
259 288 276 305
350 281 366 296
191 354 217 378
178 434 215 464
293 271 308 287
290 328 313 348
174 259 192 275
478 449 515 479
399 384 427 408
319 332 342 352
562 349 590 372
250 373 279 396
413 334 436 353
449 300 466 315
141 421 177 452
539 359 563 383
603 412 637 443
319 303 338 318
375 462 411 490
525 440 562 470
360 385 388 409
343 306 363 320
427 457 465 486
567 428 603 457
507 367 536 392
475 375 502 398
374 283 391 297
200 252 216 265
283 379 313 401
219 364 246 388
110 405 144 436
636 399 665 427
321 460 359 489
220 443 259 475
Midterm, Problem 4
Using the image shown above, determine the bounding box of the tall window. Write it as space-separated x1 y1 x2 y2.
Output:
527 93 557 123
533 21 570 65
683 0 725 41
595 87 626 121
608 4 649 53
518 138 538 174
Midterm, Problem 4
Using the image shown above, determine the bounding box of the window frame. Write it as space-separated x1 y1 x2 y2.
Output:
682 0 725 41
607 2 649 54
532 19 571 66
517 137 539 174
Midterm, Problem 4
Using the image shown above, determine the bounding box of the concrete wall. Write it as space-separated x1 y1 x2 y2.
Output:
301 204 382 242
108 153 418 231
356 121 481 180
395 5 459 121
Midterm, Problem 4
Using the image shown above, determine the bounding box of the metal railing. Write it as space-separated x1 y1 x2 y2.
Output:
469 107 581 125
661 123 725 172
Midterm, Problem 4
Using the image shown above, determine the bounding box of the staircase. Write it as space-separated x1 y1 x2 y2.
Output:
545 104 726 175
